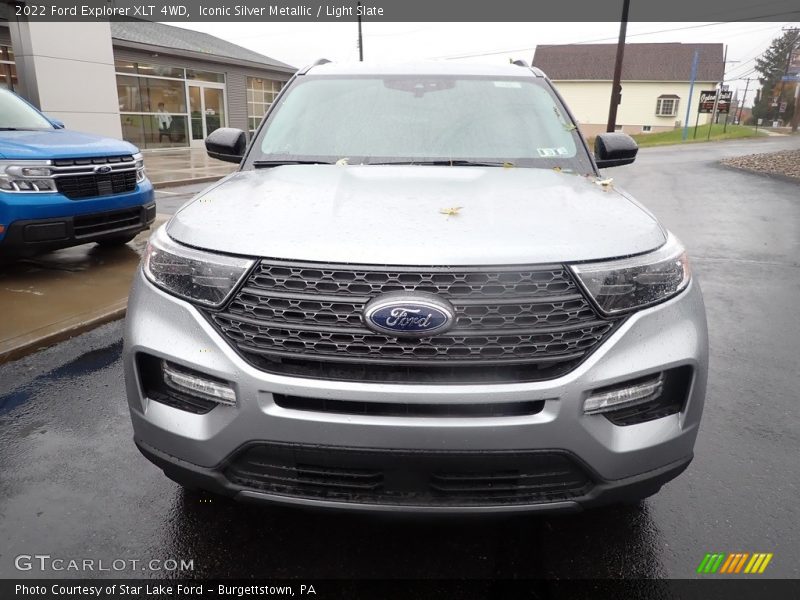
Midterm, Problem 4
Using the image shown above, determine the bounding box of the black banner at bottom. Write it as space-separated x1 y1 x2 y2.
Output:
2 579 800 600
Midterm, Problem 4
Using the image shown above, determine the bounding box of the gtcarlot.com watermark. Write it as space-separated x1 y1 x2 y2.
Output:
14 554 194 573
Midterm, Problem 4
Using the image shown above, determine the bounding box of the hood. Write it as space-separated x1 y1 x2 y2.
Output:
167 166 666 265
0 129 139 160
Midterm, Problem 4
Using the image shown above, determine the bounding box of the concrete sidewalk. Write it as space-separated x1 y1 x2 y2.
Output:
143 147 236 187
0 217 167 364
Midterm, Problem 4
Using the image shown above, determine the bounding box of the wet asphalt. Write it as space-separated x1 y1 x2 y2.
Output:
0 136 799 581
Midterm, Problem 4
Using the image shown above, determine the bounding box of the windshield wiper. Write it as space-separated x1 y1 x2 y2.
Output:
366 159 514 167
252 159 336 168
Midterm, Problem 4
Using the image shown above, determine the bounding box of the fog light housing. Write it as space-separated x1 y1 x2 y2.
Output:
584 373 664 415
162 360 236 407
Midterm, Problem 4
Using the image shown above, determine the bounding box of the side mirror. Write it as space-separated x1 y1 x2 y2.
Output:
594 132 638 168
49 118 65 129
205 128 247 164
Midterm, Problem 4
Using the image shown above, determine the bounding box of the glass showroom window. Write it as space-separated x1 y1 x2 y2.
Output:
116 61 190 149
247 77 283 135
0 45 16 91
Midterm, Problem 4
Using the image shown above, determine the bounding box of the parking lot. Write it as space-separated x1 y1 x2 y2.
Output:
1 136 798 580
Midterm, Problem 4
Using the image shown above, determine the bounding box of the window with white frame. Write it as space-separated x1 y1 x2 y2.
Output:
642 125 652 132
247 77 284 135
656 95 679 117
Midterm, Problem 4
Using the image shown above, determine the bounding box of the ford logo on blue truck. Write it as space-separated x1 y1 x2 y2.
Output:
0 88 155 257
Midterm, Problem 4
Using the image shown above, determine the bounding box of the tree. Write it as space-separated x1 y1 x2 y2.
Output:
752 29 799 127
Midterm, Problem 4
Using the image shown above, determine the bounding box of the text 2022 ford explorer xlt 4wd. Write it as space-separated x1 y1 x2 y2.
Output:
0 88 154 257
123 61 708 513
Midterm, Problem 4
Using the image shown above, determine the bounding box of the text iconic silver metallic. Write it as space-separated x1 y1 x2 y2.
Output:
124 61 709 513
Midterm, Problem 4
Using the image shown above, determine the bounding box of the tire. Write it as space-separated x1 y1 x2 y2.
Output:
95 233 138 247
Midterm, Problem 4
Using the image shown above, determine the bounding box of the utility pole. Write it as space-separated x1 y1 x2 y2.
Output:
357 2 364 62
606 0 630 133
736 77 753 125
682 50 699 141
707 45 727 140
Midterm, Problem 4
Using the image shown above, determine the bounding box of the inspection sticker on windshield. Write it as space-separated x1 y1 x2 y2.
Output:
494 81 522 88
537 148 558 157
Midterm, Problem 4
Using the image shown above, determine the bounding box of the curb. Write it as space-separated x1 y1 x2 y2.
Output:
0 301 127 365
152 175 224 189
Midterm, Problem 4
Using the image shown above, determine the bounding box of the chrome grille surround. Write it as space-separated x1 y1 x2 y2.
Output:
204 260 620 383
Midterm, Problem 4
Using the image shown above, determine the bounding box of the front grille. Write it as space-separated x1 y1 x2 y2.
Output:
224 443 593 506
57 170 137 199
52 155 137 200
273 394 546 418
73 207 143 238
206 261 619 384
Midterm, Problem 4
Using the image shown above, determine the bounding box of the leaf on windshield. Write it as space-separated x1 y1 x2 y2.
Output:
336 157 349 166
439 206 463 216
595 177 614 191
503 162 515 169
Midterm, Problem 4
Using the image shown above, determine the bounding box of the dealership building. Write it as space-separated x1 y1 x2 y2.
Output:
0 16 295 148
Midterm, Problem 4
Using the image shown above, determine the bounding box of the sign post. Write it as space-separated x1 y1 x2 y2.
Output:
696 90 716 139
717 90 733 132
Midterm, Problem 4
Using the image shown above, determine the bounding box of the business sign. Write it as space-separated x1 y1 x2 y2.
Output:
788 48 800 77
716 91 733 113
698 90 717 113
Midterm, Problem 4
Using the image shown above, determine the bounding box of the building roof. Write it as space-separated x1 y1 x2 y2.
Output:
110 21 294 73
532 43 724 82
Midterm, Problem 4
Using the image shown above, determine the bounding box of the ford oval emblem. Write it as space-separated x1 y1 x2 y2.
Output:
94 165 113 174
363 292 455 338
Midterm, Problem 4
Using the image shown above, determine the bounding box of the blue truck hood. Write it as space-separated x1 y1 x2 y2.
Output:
0 129 138 160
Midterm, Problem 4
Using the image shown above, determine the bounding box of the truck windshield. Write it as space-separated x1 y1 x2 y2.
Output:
0 89 55 130
250 75 592 173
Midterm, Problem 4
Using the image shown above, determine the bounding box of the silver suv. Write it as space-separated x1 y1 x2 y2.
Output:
123 61 708 512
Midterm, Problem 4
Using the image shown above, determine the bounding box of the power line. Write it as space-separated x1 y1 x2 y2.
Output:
430 14 798 61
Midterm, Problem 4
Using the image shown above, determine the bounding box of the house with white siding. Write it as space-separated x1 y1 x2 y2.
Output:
532 43 725 137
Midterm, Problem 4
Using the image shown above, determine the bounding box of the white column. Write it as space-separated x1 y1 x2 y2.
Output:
9 20 122 139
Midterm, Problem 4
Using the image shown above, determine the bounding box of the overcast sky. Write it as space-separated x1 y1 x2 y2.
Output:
177 21 800 108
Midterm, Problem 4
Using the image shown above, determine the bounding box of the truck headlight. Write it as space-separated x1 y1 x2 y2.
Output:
133 152 147 183
143 225 254 307
0 160 57 192
570 233 690 315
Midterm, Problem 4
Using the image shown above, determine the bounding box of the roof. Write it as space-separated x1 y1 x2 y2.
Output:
532 43 724 82
306 61 544 77
110 21 294 73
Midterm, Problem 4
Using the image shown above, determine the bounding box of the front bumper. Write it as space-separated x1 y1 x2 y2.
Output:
0 182 155 255
123 270 708 512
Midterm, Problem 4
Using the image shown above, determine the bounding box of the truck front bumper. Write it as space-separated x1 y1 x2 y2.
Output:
124 271 708 513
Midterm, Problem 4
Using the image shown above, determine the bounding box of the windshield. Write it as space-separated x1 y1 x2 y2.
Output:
248 74 593 172
0 89 55 130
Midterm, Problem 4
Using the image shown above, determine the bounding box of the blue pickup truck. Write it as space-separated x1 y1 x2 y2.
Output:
0 88 155 256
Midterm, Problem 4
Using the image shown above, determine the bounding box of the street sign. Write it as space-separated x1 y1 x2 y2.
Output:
717 90 733 113
698 90 717 113
779 102 788 114
788 48 800 77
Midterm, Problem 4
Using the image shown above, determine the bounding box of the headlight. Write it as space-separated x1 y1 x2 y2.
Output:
0 160 57 192
133 152 147 183
570 233 690 315
143 225 254 307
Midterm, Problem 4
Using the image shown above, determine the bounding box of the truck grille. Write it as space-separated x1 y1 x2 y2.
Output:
224 443 594 507
53 155 138 200
205 261 619 384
